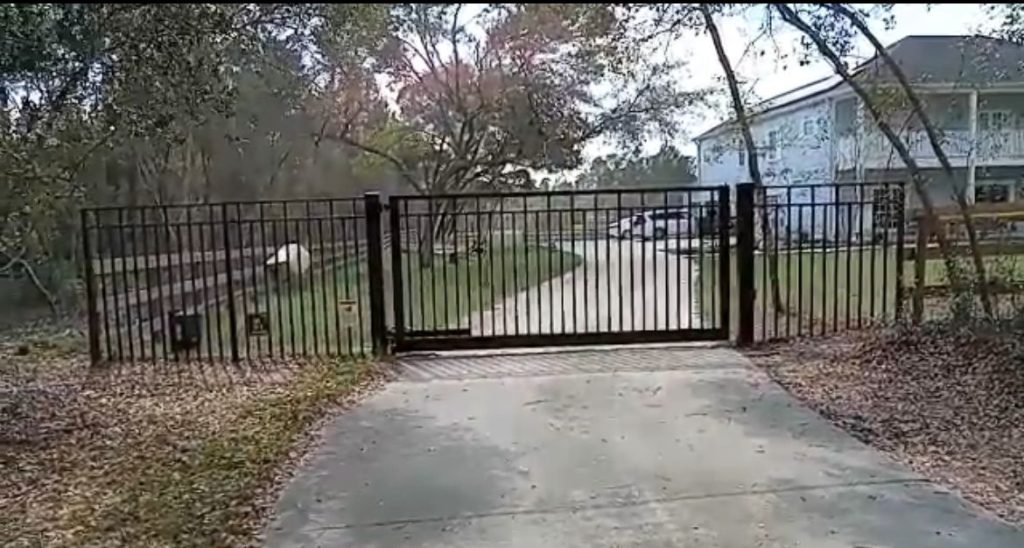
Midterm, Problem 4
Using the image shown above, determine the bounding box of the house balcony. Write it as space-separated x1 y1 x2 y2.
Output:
836 129 1024 171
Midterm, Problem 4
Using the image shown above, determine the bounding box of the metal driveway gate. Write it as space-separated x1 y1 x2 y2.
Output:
387 186 732 351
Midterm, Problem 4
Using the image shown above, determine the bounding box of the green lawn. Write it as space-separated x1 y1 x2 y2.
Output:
401 245 581 332
701 247 1024 340
204 245 578 357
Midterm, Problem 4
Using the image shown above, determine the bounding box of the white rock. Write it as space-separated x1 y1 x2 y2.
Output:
265 243 311 275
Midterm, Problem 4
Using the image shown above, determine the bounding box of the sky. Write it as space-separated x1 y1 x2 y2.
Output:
585 3 993 161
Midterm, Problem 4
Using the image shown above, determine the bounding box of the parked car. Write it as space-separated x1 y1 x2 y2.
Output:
607 208 694 240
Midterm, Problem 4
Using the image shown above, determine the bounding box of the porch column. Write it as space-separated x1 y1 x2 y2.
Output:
967 89 978 203
855 99 866 184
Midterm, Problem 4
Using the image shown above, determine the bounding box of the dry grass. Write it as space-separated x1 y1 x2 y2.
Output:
0 327 388 547
747 326 1024 524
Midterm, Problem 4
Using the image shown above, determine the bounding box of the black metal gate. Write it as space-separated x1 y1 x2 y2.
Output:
387 186 732 351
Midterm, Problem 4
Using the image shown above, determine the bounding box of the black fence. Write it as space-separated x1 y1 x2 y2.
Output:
740 181 907 343
80 182 909 364
80 198 377 363
388 187 731 351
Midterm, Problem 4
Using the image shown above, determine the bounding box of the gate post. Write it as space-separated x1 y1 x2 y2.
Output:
736 183 756 346
717 185 731 338
364 192 388 355
81 209 102 365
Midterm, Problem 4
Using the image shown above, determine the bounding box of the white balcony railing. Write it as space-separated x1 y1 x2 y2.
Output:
837 129 1024 171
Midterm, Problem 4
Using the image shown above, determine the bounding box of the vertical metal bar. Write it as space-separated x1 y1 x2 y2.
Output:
869 187 879 324
736 183 756 346
833 190 840 334
535 206 542 334
146 211 163 361
271 208 283 357
100 214 115 360
196 208 213 360
389 200 406 348
221 204 240 362
785 187 793 338
339 214 353 356
206 207 221 361
773 193 782 338
418 205 427 332
260 204 275 358
81 210 102 364
662 191 670 330
797 195 805 337
569 193 577 334
129 209 145 360
519 197 529 333
808 189 816 336
760 193 767 341
499 198 508 335
477 197 485 335
592 194 600 333
639 193 646 331
605 202 612 332
619 191 627 332
894 184 906 321
857 189 866 329
118 209 134 362
328 201 341 355
302 203 317 355
845 190 854 330
319 206 331 355
249 206 262 357
558 200 565 334
156 207 169 360
718 186 731 336
547 194 554 333
489 203 497 333
820 192 829 336
463 202 474 333
173 212 187 361
281 205 295 356
699 197 708 332
686 192 694 330
452 199 461 330
585 195 593 331
364 193 387 355
347 216 361 357
237 205 250 360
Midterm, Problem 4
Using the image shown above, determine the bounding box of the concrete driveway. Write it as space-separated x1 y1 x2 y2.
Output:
264 346 1024 547
471 239 712 336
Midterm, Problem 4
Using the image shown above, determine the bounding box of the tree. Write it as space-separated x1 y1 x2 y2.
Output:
0 4 391 312
699 4 786 315
576 146 697 190
772 3 989 318
321 4 706 263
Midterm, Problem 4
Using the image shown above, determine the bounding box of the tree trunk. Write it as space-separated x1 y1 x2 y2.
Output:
774 3 963 313
826 3 992 317
701 6 786 316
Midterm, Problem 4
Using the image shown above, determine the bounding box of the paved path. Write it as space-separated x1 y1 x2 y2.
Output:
264 346 1024 547
471 239 713 336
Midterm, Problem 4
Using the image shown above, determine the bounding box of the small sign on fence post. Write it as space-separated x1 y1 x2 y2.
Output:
338 299 358 326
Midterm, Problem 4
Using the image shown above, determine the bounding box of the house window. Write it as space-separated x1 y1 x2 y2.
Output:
802 118 816 136
738 149 746 166
979 110 1013 131
975 182 1010 203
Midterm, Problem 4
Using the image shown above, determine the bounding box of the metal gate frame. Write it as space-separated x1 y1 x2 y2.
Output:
386 186 732 352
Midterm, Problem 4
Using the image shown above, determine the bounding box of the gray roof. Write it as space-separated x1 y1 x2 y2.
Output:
852 35 1024 85
695 35 1024 141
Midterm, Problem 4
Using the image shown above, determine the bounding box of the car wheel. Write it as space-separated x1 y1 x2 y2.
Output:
620 229 632 240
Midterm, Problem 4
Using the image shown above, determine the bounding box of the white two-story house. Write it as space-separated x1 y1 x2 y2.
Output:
696 35 1024 239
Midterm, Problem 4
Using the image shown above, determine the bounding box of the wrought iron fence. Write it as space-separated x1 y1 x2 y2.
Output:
388 186 731 351
80 198 377 363
741 181 907 343
79 182 910 362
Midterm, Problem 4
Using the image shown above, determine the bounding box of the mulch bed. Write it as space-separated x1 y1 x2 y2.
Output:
0 328 390 547
746 325 1024 525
